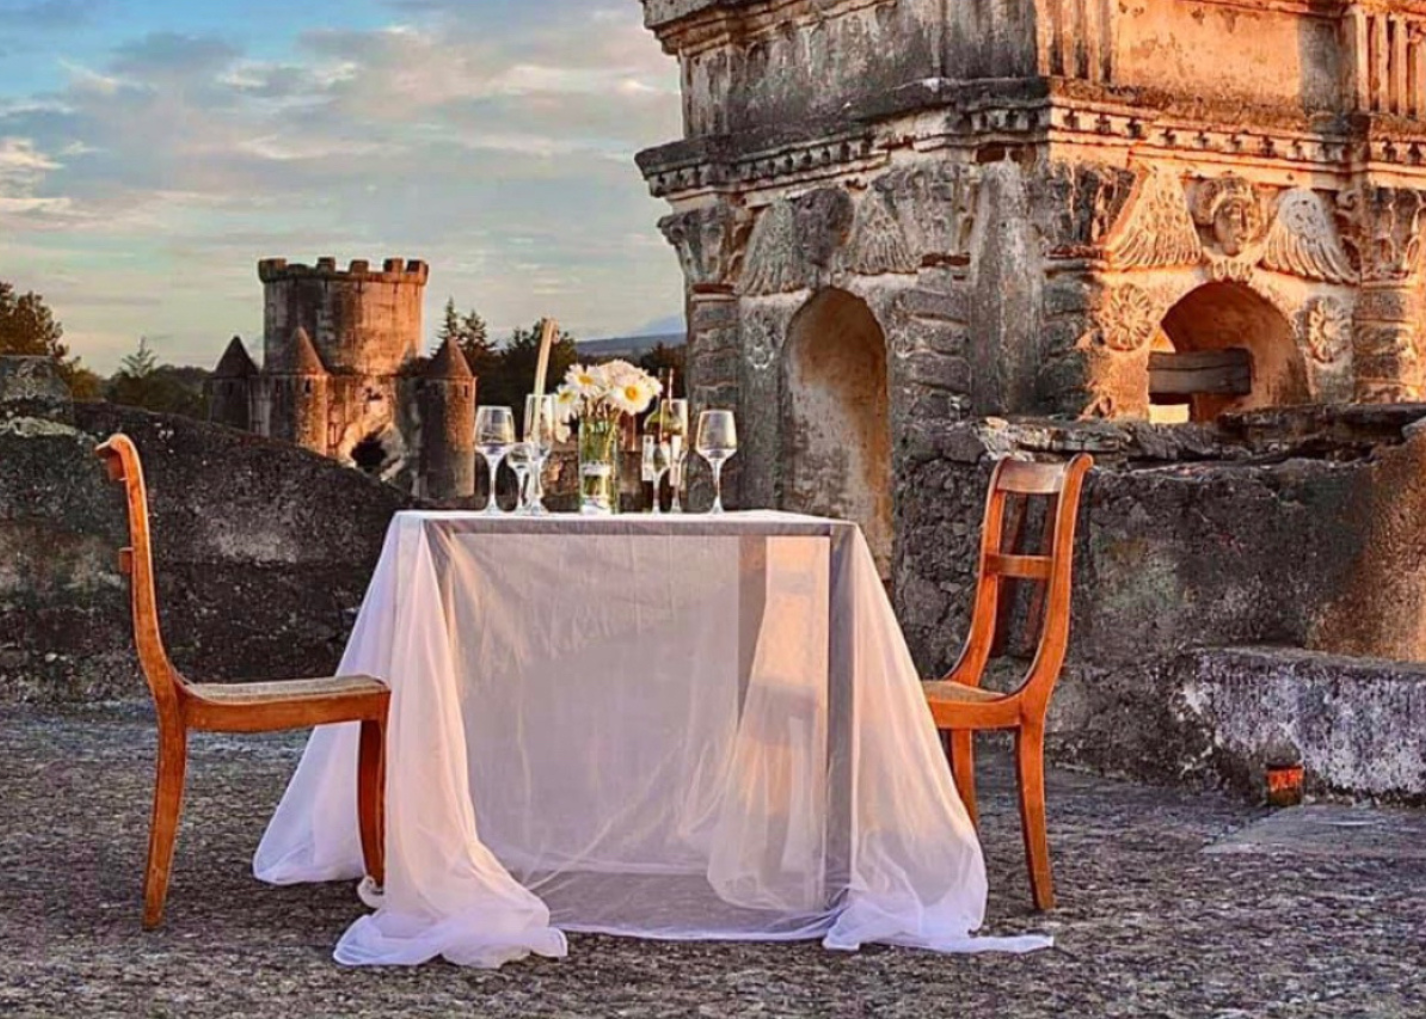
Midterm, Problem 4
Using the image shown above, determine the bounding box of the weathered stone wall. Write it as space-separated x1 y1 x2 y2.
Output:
896 409 1426 800
1 362 415 704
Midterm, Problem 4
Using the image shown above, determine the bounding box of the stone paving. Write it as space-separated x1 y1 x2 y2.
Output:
1 706 1422 1019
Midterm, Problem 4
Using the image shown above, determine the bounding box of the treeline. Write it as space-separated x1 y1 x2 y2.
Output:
0 282 685 421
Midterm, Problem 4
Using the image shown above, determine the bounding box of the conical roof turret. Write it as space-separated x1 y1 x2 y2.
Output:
288 326 328 376
213 336 257 378
425 337 473 380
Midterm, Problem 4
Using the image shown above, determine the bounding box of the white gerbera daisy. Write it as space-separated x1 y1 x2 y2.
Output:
608 376 658 415
564 364 603 398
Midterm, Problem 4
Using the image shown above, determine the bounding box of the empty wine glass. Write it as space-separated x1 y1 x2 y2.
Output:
475 405 516 515
661 398 689 513
642 438 673 514
506 443 533 513
523 394 556 516
696 409 737 515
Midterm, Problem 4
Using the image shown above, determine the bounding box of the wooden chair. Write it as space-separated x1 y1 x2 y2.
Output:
95 434 390 929
924 454 1093 911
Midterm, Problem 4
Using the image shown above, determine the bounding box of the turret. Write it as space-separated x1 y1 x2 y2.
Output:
257 257 429 377
266 327 330 455
207 336 256 431
419 338 476 499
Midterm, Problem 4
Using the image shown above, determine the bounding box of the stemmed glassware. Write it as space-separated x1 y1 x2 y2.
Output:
696 409 738 515
642 437 673 514
522 394 556 516
661 398 690 513
475 406 516 516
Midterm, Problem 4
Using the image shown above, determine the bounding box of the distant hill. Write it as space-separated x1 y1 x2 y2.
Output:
576 333 685 360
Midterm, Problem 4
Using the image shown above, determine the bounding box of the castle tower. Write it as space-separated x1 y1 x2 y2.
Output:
266 326 330 455
419 337 476 499
257 257 428 376
208 336 256 431
257 256 429 466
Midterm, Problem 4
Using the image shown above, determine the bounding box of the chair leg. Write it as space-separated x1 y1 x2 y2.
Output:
1015 721 1055 911
949 730 979 829
143 726 188 929
357 717 386 887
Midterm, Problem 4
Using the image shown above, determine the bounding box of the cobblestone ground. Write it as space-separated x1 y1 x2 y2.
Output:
1 707 1422 1019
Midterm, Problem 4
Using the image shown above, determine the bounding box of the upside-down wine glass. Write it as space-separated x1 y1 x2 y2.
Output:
696 409 737 515
523 394 556 516
662 398 690 513
642 437 673 514
475 405 516 515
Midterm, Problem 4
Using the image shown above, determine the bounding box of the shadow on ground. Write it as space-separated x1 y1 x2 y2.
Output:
1 708 1422 1018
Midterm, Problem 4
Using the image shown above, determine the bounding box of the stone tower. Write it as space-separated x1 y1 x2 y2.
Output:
265 326 330 454
639 0 1426 570
418 337 477 499
208 336 256 431
255 257 429 465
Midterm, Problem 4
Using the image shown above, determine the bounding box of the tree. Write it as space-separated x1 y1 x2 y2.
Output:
638 343 687 398
0 280 101 399
476 320 579 412
435 298 497 376
106 336 208 419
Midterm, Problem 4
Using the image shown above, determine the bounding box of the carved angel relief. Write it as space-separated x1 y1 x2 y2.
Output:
846 191 918 276
1104 168 1202 270
1192 176 1268 258
1260 190 1356 285
738 201 809 296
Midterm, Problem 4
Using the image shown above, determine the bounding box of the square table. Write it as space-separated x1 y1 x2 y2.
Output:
255 511 1048 966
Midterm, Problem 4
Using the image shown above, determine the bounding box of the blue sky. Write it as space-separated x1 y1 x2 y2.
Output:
0 0 685 373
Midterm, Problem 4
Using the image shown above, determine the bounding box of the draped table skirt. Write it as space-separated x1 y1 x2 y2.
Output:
254 510 1050 966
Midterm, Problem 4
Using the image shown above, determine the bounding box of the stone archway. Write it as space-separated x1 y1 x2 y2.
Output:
1156 281 1309 422
780 288 893 575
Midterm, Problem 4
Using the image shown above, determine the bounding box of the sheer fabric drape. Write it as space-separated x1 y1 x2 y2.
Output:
255 512 1049 966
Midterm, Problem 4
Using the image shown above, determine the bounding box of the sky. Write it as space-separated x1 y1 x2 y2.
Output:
0 0 686 374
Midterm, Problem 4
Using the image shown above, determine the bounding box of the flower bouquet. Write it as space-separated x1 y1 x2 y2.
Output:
554 360 661 514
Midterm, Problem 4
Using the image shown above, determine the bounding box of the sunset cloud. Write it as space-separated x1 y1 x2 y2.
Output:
0 1 684 372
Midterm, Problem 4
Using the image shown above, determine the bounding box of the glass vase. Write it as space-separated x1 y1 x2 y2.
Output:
578 418 621 515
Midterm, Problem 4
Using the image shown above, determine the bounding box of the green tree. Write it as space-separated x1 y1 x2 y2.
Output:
106 337 209 419
638 343 687 398
477 320 578 412
435 298 497 375
0 280 101 398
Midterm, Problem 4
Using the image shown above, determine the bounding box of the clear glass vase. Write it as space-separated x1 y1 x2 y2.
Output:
578 418 621 515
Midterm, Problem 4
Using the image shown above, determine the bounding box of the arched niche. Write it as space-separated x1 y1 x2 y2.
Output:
1156 281 1309 422
779 288 893 575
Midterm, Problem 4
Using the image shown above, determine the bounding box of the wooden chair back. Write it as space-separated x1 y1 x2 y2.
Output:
945 455 1093 717
96 435 187 720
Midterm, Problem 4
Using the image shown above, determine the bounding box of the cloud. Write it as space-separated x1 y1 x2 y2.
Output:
0 0 104 30
0 2 685 372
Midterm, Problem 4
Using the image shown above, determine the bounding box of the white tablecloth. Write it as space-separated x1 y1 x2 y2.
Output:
254 510 1049 966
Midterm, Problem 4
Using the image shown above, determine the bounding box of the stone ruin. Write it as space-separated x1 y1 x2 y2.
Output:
638 1 1426 798
209 257 477 499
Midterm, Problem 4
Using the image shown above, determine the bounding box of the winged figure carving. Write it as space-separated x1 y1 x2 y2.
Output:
1104 167 1202 270
1260 189 1357 285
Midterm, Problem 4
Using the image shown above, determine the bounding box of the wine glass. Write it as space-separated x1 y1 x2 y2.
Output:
523 394 556 516
642 438 673 514
696 409 737 515
506 442 532 514
661 398 689 513
475 406 516 515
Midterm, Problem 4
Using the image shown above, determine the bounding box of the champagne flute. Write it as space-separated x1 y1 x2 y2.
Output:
523 394 556 516
475 406 516 515
661 398 689 513
696 409 737 515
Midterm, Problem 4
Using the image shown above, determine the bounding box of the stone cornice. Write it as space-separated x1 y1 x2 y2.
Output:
639 83 1426 199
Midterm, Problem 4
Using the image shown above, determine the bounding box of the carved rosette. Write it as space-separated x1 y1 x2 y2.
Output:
1299 297 1351 366
1099 284 1157 353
